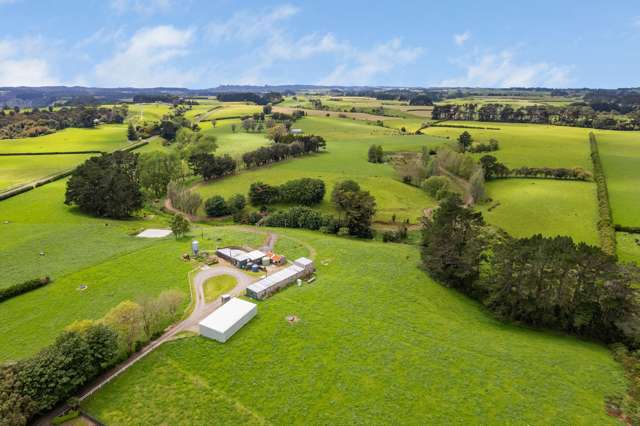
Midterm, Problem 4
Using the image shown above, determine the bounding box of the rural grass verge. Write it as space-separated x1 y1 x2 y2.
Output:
589 132 617 255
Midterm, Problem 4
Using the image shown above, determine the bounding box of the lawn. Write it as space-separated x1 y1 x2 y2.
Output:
596 130 640 227
422 121 595 169
0 154 93 191
83 229 624 425
0 124 128 154
194 116 442 223
0 180 266 361
480 179 599 245
203 275 237 303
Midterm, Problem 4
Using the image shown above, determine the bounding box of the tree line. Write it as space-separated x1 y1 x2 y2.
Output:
0 291 184 425
432 103 640 130
479 155 592 181
0 105 128 139
241 134 326 168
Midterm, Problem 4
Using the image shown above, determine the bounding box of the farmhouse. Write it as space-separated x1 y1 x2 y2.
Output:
198 297 257 343
246 257 315 300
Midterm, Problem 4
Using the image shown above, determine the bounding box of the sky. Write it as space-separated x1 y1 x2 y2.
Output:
0 0 638 89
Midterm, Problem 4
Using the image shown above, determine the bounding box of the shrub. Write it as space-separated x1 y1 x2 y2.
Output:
0 277 51 303
227 194 246 212
337 227 350 236
204 195 228 217
279 178 325 205
421 176 450 199
248 181 280 205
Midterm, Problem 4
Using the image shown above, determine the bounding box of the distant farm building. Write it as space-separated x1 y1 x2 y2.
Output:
216 247 270 269
198 297 257 343
290 128 303 135
246 257 315 300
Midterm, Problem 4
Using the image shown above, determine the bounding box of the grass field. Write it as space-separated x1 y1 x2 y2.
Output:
423 121 595 169
195 116 446 223
0 125 128 154
596 131 640 227
480 179 599 245
0 180 266 361
126 103 172 124
0 154 93 191
617 232 640 264
83 229 624 425
203 275 237 303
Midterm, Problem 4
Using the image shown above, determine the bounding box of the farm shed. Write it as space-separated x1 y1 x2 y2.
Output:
198 298 257 343
216 247 250 267
246 257 315 300
246 249 267 263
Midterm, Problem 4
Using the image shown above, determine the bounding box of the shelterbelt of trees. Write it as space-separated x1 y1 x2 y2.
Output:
0 106 128 139
432 103 640 130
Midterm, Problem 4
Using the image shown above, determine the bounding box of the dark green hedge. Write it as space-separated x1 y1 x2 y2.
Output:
0 277 51 303
589 132 617 255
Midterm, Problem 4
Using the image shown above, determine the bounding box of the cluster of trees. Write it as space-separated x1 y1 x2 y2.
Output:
468 138 499 153
479 155 592 181
432 103 640 130
257 179 376 238
589 133 617 255
167 181 202 215
0 290 183 424
187 153 236 181
204 194 245 217
248 178 325 206
65 151 143 218
241 135 325 168
138 151 183 198
421 195 640 347
215 92 283 105
422 176 454 201
0 105 127 139
331 180 377 238
367 144 384 163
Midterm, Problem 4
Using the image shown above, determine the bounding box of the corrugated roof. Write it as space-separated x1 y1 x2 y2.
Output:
247 264 304 293
199 298 256 333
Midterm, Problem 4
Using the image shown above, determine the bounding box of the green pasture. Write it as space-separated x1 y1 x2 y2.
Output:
195 116 443 223
0 180 266 361
423 121 594 169
0 154 92 191
596 131 640 227
480 179 599 245
83 229 623 425
617 233 640 265
205 103 262 120
126 103 172 124
0 124 128 154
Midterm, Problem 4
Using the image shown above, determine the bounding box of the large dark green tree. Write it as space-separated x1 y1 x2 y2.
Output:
421 194 485 292
65 151 143 218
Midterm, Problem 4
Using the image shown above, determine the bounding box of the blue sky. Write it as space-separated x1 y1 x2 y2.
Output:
0 0 638 88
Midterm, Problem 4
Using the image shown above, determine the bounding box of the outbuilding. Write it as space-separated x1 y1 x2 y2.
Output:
198 298 257 343
246 257 315 300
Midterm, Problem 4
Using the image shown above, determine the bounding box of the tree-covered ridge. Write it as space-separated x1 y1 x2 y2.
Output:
432 103 640 130
0 106 128 139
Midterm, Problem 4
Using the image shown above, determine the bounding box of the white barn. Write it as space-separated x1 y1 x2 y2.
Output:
198 298 257 343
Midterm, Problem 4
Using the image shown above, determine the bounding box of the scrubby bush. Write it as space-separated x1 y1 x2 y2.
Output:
421 176 451 199
227 194 246 212
204 195 228 217
279 178 325 205
248 181 280 205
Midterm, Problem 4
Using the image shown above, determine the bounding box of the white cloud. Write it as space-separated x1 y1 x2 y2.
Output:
205 6 423 86
320 38 423 86
94 25 197 87
440 50 572 88
454 31 471 46
75 27 126 49
206 4 298 43
109 0 175 15
0 38 59 86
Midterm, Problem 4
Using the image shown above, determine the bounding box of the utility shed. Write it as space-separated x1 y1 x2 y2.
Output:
246 258 315 300
198 298 257 343
246 250 267 263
